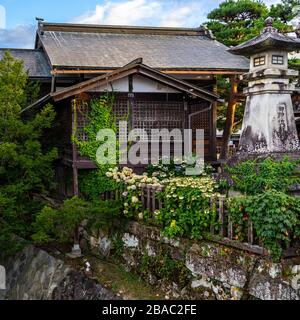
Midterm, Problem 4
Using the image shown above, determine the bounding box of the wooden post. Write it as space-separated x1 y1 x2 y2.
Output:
210 196 216 235
152 187 156 213
51 74 56 93
218 195 226 237
211 77 218 160
220 75 238 160
147 186 151 212
248 220 254 245
158 187 163 210
72 99 79 196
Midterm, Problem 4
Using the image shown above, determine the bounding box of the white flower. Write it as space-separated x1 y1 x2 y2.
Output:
132 196 139 204
138 212 144 220
122 192 128 197
124 203 129 207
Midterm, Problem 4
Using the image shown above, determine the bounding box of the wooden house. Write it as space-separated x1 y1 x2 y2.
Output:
0 21 250 195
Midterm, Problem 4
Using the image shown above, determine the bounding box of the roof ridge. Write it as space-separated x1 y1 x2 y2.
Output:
38 21 211 37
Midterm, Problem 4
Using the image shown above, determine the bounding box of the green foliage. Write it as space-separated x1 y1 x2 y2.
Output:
269 0 300 24
32 197 89 244
79 169 119 201
227 157 300 195
228 190 300 261
156 177 219 239
74 95 117 162
206 0 294 47
112 235 125 259
0 51 58 254
206 0 268 47
73 94 121 202
32 196 122 244
140 251 191 289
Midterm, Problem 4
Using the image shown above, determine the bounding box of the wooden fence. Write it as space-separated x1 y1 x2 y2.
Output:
103 185 268 256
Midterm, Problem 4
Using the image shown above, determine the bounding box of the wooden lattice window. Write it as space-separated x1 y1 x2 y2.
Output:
189 103 211 138
76 103 90 141
113 99 130 138
132 101 184 141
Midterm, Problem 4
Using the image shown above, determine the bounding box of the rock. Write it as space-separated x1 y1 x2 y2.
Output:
268 264 282 279
122 233 139 248
1 246 118 301
249 274 299 300
186 244 256 289
99 237 112 257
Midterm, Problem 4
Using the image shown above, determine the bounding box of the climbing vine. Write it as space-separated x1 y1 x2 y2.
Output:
72 94 117 161
72 94 120 198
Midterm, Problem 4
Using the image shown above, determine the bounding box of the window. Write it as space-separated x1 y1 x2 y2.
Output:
272 55 284 65
254 56 266 67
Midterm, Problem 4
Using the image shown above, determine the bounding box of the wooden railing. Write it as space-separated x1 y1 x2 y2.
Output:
103 185 268 256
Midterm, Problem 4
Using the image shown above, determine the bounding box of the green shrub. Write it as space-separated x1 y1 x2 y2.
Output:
32 196 122 245
227 156 300 195
79 168 119 201
140 252 191 289
228 190 300 261
156 176 219 239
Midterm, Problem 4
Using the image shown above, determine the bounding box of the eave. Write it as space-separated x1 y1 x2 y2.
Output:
51 59 219 103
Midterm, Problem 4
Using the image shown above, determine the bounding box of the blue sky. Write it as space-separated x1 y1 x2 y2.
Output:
0 0 281 48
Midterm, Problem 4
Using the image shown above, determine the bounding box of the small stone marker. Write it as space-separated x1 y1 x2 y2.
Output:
66 244 82 259
0 265 6 290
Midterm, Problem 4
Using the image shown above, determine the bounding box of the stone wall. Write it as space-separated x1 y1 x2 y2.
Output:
0 245 117 300
88 221 300 300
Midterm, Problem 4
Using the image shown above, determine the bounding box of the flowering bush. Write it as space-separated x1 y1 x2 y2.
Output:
156 176 219 239
106 167 163 219
147 157 214 180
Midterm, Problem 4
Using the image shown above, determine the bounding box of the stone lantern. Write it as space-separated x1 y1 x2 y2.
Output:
229 17 300 154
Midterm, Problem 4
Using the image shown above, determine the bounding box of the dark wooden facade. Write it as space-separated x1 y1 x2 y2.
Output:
35 61 218 196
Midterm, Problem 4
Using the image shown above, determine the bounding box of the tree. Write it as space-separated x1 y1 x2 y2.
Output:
0 51 58 255
206 0 268 47
269 0 300 24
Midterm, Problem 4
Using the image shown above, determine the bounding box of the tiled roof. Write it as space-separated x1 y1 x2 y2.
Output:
0 49 51 78
36 23 249 71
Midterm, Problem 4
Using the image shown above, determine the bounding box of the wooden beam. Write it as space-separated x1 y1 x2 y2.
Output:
51 68 246 76
220 75 238 160
51 69 114 75
53 68 138 101
161 70 246 75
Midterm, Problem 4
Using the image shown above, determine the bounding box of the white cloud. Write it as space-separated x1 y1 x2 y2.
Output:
74 0 206 28
0 25 35 48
